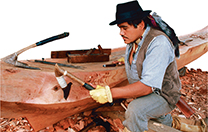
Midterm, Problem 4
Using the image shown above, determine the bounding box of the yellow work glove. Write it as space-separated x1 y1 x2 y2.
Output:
117 57 125 62
89 85 113 104
112 57 125 66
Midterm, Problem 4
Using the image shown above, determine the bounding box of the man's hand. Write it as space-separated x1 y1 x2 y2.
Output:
89 85 113 104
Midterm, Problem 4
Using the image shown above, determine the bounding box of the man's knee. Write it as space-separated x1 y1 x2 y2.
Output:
126 100 147 120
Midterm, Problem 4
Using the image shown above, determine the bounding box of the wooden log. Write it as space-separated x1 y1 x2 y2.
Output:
0 26 207 131
176 26 208 69
0 58 127 131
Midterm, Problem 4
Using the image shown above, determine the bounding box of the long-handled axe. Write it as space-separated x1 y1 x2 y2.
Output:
1 32 69 70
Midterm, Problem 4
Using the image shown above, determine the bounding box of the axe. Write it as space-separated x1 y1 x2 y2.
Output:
55 64 95 90
54 64 94 99
1 32 69 70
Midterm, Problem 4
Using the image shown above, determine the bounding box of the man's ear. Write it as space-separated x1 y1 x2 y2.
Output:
139 20 145 29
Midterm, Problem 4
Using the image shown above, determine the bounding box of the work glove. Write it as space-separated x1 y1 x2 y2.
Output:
113 57 125 65
89 85 113 104
117 57 125 62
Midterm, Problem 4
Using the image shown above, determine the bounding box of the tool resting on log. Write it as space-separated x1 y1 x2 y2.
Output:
1 32 69 70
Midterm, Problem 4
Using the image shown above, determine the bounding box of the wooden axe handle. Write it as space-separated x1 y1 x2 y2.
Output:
55 64 94 90
16 32 69 55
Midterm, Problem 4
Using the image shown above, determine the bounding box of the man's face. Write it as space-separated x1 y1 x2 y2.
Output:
117 21 144 44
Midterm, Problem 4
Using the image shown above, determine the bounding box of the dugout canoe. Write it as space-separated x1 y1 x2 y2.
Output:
1 26 208 131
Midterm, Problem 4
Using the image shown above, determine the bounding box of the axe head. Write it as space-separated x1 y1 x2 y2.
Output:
1 53 40 70
54 64 72 100
63 82 72 100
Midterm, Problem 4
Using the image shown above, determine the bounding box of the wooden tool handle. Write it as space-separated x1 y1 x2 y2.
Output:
64 70 95 90
16 32 69 56
176 97 195 118
36 32 69 46
55 64 94 90
16 43 37 55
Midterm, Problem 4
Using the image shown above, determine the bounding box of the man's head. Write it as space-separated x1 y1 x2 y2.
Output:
118 21 145 44
110 0 151 44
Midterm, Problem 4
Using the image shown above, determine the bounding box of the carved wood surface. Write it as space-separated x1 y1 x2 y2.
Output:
0 26 207 131
0 57 127 131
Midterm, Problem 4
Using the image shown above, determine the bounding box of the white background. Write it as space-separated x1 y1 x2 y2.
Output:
0 0 207 70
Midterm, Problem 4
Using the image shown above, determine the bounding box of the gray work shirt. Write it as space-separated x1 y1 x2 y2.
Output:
125 26 175 89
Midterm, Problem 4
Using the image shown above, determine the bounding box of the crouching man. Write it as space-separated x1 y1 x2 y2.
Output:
90 1 181 132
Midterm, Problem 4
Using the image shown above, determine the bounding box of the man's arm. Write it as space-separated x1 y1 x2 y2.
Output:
89 81 152 104
111 81 152 99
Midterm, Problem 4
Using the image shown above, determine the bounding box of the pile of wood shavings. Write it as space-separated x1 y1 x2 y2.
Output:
170 68 207 120
1 68 207 132
0 117 33 132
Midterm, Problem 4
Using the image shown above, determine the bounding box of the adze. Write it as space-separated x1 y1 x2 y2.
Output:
1 32 69 70
54 63 94 99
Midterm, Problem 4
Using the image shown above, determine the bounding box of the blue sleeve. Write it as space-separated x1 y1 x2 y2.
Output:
140 35 175 89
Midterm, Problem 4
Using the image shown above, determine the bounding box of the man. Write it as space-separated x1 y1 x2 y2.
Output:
90 1 181 132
